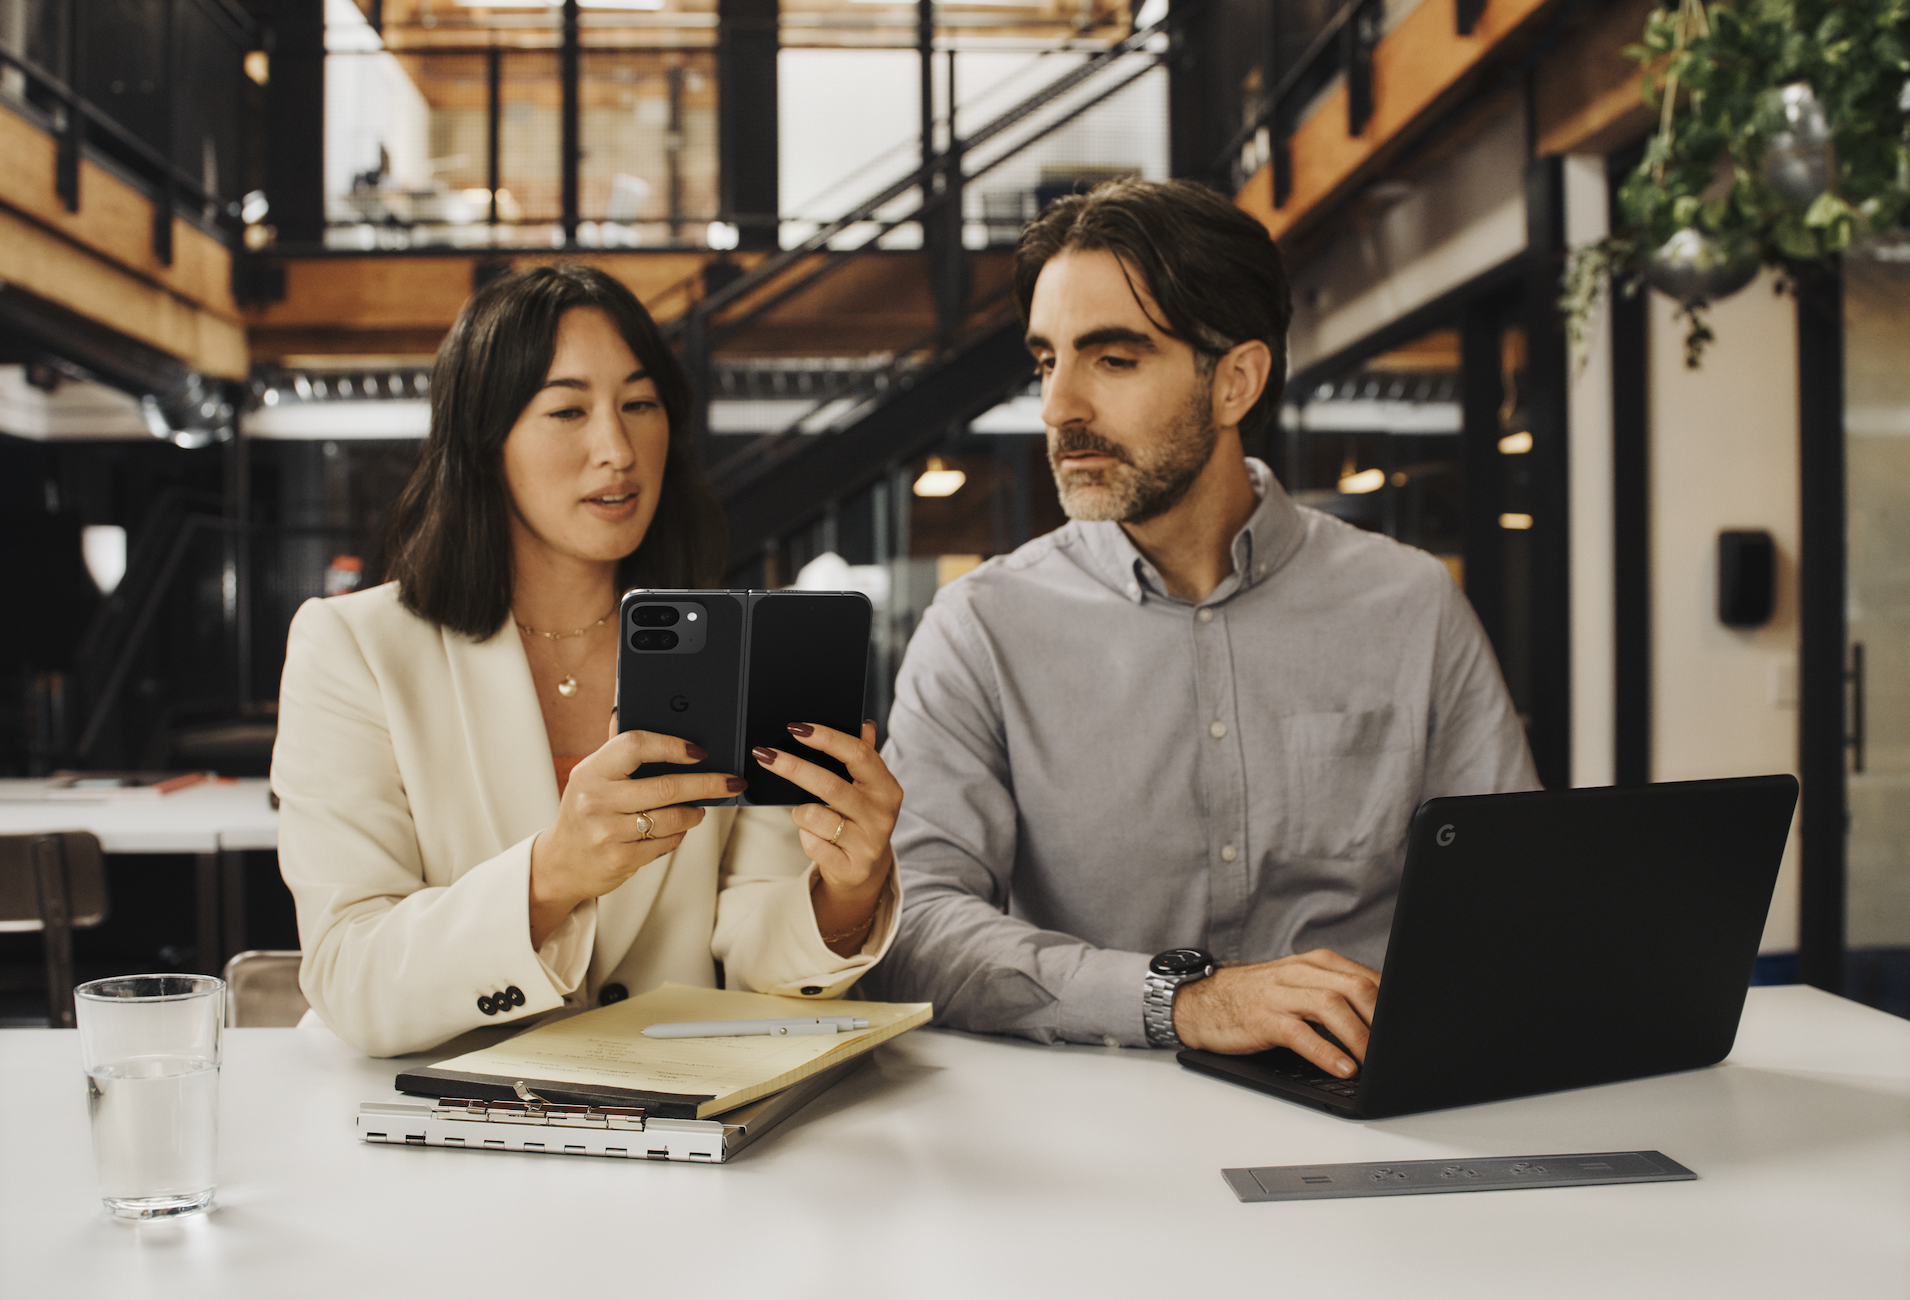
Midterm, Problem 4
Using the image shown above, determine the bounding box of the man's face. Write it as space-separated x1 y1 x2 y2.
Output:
1026 248 1217 524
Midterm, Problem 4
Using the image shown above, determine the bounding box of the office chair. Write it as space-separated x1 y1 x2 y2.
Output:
0 832 108 1028
221 949 309 1027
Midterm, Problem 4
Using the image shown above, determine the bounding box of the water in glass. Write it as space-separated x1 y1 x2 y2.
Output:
87 1055 219 1217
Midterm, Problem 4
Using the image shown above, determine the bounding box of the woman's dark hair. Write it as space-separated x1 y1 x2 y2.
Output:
386 262 726 638
1012 177 1294 439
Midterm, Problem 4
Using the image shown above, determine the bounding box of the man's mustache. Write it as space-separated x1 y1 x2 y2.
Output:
1049 427 1133 466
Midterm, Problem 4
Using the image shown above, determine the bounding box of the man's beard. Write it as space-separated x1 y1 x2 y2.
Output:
1047 384 1218 525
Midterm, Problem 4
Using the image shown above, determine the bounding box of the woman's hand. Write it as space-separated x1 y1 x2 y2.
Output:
751 722 902 957
528 713 745 949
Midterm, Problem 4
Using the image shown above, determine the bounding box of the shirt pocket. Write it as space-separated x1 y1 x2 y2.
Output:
1273 708 1418 860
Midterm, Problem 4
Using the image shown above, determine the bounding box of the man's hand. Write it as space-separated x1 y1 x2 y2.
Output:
1172 949 1381 1078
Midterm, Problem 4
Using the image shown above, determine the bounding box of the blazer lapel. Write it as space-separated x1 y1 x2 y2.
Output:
441 623 560 851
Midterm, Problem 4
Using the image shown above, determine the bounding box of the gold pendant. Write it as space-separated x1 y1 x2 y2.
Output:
557 676 579 698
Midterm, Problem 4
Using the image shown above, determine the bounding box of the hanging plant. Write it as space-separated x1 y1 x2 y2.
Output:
1562 0 1910 367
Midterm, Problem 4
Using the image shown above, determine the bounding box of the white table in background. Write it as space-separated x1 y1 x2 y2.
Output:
1 985 1905 1300
0 778 279 967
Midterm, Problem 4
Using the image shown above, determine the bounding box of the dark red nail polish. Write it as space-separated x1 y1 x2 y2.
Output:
726 776 748 793
786 723 814 738
751 746 778 764
685 742 709 761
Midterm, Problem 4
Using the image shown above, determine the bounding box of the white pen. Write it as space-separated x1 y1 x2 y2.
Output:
642 1017 871 1039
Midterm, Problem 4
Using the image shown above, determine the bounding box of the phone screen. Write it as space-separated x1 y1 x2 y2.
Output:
741 591 872 806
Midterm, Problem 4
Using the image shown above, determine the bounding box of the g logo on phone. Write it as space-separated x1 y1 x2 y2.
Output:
1435 823 1457 847
669 695 690 713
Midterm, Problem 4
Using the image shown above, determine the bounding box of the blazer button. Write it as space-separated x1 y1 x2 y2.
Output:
505 985 526 1008
800 986 822 996
599 983 628 1006
477 995 497 1016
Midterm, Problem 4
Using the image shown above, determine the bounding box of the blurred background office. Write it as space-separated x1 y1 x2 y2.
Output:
0 0 1903 1024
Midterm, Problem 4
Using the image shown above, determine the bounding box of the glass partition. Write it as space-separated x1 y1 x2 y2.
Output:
1843 245 1910 1012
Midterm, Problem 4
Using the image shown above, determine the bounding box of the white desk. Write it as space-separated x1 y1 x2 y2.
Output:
1 986 1905 1299
0 778 279 966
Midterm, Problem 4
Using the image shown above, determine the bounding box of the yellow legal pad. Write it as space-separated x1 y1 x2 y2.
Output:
400 983 932 1119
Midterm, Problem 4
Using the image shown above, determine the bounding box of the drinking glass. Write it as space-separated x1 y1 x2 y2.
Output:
75 974 224 1219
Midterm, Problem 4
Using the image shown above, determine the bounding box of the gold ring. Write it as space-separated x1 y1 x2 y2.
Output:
829 815 846 846
634 812 656 841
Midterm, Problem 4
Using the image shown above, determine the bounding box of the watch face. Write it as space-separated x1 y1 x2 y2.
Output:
1150 948 1213 977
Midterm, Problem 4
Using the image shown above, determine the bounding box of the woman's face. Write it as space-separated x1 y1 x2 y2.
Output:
500 306 670 571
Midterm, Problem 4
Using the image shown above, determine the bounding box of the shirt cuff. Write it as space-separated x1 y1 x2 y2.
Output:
535 897 597 997
1053 946 1152 1048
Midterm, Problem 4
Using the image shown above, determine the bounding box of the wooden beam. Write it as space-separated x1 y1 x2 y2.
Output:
0 206 247 379
0 102 240 323
1532 0 1658 157
1235 0 1554 244
244 251 763 336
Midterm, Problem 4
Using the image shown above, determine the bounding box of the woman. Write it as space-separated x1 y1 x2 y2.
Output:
272 263 902 1057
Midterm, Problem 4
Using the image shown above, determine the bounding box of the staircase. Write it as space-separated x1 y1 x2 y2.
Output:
661 14 1170 568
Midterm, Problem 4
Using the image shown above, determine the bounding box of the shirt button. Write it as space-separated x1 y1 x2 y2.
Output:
1196 608 1214 624
599 982 628 1006
1127 582 1141 597
1209 721 1227 739
1102 1035 1121 1050
1220 844 1238 862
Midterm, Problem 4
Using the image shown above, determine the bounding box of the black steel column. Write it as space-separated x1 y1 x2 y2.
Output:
154 0 175 265
265 0 325 245
716 0 779 252
1522 156 1571 789
561 0 580 246
1609 150 1651 787
667 63 685 240
1460 297 1506 655
1166 0 1224 184
55 0 82 211
1797 266 1847 993
486 46 501 228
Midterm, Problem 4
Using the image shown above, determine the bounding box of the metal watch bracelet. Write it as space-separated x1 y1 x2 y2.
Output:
1142 977 1183 1049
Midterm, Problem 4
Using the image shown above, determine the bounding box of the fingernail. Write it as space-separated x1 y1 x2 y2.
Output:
786 723 814 738
726 776 748 793
685 742 709 761
751 746 778 765
1336 1059 1355 1077
865 719 877 731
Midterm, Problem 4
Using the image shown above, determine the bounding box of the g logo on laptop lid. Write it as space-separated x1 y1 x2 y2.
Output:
1435 823 1457 847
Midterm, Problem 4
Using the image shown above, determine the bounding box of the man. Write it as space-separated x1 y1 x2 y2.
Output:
860 179 1538 1078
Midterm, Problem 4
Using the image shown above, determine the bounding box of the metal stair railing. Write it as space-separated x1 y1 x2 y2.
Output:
679 10 1171 515
669 12 1167 387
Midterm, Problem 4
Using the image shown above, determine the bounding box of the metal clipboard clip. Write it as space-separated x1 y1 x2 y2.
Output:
355 1057 867 1164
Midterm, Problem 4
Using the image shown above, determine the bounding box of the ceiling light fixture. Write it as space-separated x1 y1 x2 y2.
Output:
914 456 966 498
1499 512 1535 530
1498 430 1533 454
1337 467 1386 495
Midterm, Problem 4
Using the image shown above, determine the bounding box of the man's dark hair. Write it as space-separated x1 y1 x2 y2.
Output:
386 262 725 638
1013 177 1294 438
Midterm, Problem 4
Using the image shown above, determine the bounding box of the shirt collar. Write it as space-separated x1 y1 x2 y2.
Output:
1071 457 1306 606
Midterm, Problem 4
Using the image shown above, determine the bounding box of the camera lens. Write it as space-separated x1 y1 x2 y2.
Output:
651 630 678 649
630 629 678 651
633 605 680 627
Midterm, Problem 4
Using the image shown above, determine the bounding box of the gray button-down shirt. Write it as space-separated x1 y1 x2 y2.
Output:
862 459 1539 1047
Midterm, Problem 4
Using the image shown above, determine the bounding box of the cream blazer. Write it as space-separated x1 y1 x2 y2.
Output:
271 582 897 1058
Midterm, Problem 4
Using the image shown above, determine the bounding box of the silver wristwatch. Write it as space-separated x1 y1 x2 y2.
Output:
1142 948 1217 1049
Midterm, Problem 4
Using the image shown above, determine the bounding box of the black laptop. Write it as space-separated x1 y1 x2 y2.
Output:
1179 775 1799 1119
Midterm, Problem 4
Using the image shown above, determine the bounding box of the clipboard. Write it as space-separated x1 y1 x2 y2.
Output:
357 1055 866 1164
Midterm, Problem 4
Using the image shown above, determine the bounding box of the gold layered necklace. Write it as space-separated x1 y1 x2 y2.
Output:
515 604 617 699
